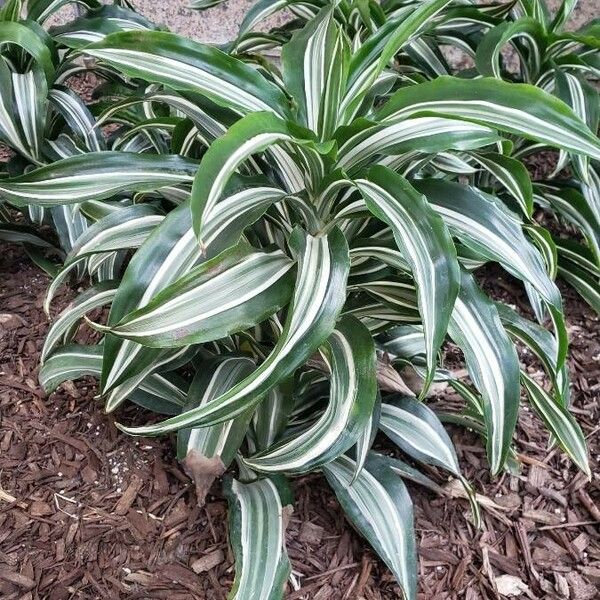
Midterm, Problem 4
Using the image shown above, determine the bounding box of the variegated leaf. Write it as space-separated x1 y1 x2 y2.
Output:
323 453 417 600
356 166 460 391
99 243 295 347
448 270 520 474
245 315 377 473
116 226 349 435
379 76 600 161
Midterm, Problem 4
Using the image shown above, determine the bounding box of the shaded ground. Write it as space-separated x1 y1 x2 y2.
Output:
1 243 599 599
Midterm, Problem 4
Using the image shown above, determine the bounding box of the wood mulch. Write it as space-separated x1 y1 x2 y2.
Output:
1 243 599 600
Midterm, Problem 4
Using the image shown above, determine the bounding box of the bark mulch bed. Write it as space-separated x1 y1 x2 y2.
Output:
1 244 599 600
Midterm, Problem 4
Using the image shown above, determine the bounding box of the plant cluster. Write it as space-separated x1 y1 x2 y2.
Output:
0 0 598 598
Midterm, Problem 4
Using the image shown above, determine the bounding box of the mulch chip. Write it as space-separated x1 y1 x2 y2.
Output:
1 243 598 599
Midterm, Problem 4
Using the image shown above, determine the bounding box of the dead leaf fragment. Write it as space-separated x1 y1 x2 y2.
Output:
181 450 225 507
0 313 27 330
495 574 530 597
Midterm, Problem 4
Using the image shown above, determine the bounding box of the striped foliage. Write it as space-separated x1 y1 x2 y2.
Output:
0 152 199 206
1 2 595 598
380 395 460 475
84 31 291 117
225 475 293 600
39 345 186 415
323 453 417 600
522 373 590 477
448 270 520 475
244 315 377 473
116 227 350 434
177 357 257 503
96 242 295 347
356 166 459 391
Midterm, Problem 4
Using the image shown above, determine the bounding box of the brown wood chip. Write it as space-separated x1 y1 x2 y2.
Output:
191 548 225 573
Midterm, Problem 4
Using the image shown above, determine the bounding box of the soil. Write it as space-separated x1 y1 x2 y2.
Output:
1 240 599 600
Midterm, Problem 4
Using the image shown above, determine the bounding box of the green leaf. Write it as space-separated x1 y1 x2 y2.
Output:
39 345 104 393
42 281 118 362
0 222 55 248
50 5 159 48
44 204 164 313
558 254 600 314
475 17 545 80
418 179 568 369
244 315 377 473
521 373 590 477
323 453 417 600
341 0 452 122
352 394 381 482
377 325 426 362
380 395 460 475
225 475 293 600
448 270 520 475
100 200 200 393
550 0 580 32
0 152 198 207
381 450 481 528
0 0 22 22
383 454 446 496
281 5 349 139
555 237 599 277
238 0 312 35
65 204 162 260
39 344 186 414
10 69 47 161
337 117 499 172
190 111 322 239
414 179 562 311
0 21 54 80
554 71 599 183
48 86 105 152
379 76 600 161
104 346 194 413
582 165 600 229
471 152 534 217
536 183 600 265
0 58 47 162
356 166 459 391
27 0 100 24
190 0 227 8
84 31 291 117
496 302 569 404
177 357 256 503
251 381 295 452
116 226 349 435
101 185 283 395
101 242 295 347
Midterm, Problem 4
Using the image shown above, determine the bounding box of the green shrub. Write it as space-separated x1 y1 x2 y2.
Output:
0 0 159 265
0 1 597 598
204 0 600 314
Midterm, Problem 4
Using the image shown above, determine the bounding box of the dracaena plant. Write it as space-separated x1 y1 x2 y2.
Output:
467 0 600 315
211 0 600 314
1 1 597 598
0 0 160 263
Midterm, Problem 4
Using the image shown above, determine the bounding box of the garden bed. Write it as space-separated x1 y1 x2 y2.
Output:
1 243 598 599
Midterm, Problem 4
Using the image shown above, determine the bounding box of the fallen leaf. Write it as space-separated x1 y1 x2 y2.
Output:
181 449 225 507
495 574 530 597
